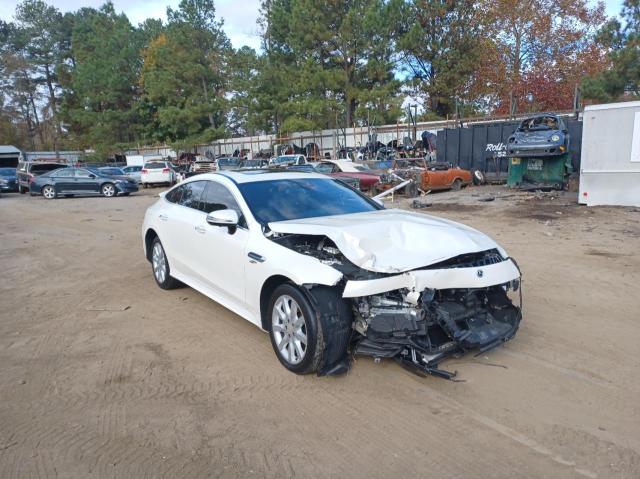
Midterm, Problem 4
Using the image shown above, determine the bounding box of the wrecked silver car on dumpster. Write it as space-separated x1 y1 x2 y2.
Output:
143 172 522 379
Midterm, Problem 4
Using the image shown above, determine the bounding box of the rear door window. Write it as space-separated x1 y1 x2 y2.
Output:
75 169 95 178
178 181 207 210
53 169 75 177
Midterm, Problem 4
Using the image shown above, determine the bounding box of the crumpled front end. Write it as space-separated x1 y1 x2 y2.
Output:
346 250 522 379
268 223 523 379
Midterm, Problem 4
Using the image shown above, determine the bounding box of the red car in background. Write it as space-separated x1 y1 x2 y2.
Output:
315 160 380 192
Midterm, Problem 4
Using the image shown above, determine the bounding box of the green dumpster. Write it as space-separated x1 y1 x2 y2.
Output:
507 153 572 189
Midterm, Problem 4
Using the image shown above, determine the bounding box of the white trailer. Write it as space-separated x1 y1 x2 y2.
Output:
579 101 640 207
126 155 144 167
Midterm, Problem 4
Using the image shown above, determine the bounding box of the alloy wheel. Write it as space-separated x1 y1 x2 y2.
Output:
152 242 167 284
43 186 55 199
271 294 307 365
102 184 116 197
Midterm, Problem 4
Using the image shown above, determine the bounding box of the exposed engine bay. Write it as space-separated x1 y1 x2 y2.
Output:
352 284 521 379
271 232 522 379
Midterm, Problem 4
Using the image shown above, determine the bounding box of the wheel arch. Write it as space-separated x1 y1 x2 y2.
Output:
144 228 158 262
259 274 292 331
260 275 353 375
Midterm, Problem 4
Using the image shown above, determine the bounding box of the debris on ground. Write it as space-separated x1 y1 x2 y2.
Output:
411 200 433 209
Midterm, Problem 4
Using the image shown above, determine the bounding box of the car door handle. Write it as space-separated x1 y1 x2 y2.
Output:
159 214 168 221
194 225 206 234
248 252 265 263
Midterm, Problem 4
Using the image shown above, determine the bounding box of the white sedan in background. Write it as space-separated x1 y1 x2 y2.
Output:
142 171 522 378
141 160 177 187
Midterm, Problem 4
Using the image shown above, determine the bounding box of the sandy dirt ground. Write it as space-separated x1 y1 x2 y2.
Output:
1 184 639 479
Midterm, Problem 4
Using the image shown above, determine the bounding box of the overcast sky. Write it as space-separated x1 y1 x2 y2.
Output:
0 0 625 51
0 0 263 50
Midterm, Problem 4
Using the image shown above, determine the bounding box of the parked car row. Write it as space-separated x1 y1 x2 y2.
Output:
4 152 477 202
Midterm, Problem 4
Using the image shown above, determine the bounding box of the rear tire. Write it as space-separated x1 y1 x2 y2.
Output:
268 284 323 375
150 238 181 290
19 186 27 194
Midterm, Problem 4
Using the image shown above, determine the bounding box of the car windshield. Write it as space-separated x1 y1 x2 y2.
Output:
315 163 333 173
519 116 559 131
0 168 16 175
241 160 261 167
353 164 369 171
239 178 381 225
273 156 294 164
287 165 316 173
144 162 166 169
217 158 238 166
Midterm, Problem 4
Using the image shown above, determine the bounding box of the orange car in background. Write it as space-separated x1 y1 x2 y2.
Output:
374 159 473 196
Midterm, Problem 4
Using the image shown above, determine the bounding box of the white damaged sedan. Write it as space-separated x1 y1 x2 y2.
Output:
142 171 522 379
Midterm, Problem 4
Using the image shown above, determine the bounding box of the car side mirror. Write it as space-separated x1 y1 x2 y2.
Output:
89 174 96 178
206 208 239 234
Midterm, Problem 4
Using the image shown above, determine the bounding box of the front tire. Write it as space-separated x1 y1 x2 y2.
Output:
101 183 116 197
268 284 323 374
150 238 181 290
19 186 27 194
451 178 462 191
42 185 56 199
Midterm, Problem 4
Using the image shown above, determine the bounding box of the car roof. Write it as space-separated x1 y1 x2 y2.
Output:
192 170 330 184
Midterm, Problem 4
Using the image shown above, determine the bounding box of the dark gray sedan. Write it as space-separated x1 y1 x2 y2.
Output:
30 167 138 199
0 167 18 192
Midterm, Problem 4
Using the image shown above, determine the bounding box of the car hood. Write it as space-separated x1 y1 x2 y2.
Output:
268 209 502 273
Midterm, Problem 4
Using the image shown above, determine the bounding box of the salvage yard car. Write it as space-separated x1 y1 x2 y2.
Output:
16 159 67 194
375 159 473 196
315 160 381 192
0 167 18 193
30 167 138 199
507 113 570 157
142 171 522 378
141 161 177 187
